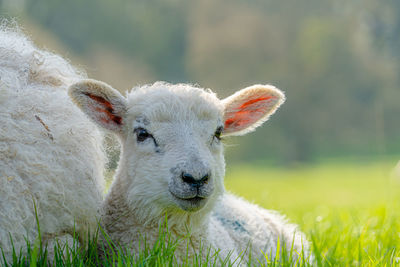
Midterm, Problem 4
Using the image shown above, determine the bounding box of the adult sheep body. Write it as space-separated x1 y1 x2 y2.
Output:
0 26 104 262
69 79 309 263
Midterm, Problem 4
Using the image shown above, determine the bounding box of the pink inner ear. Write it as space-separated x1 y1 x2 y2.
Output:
95 107 123 125
239 96 274 109
85 93 123 125
225 110 259 128
224 96 277 130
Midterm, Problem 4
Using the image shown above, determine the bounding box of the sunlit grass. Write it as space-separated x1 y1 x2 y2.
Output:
225 158 400 265
3 159 400 265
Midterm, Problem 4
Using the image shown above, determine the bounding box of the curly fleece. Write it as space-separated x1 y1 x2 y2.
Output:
0 24 105 263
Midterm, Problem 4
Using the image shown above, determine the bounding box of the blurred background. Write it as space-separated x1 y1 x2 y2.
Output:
1 0 399 167
2 2 400 262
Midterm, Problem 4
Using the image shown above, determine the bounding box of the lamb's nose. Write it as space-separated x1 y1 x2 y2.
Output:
181 172 209 188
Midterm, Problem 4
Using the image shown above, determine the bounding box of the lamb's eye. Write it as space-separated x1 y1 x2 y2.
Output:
135 128 151 142
214 126 223 141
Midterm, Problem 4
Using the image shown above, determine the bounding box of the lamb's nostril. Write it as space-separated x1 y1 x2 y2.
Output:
181 172 210 187
200 173 209 184
181 172 196 184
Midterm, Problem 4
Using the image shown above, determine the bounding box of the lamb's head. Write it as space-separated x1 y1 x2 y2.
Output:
68 80 284 216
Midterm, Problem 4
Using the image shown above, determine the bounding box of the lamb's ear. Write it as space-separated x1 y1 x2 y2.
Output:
68 79 127 134
222 84 285 136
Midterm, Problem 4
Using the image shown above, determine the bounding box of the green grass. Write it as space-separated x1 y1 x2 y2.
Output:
3 159 400 266
225 158 400 266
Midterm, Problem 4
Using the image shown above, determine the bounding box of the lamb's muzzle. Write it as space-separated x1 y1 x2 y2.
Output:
169 166 214 211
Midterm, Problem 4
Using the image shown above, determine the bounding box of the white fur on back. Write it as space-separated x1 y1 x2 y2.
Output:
0 24 105 263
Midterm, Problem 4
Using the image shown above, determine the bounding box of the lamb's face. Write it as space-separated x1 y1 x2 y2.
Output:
123 84 225 212
68 80 285 215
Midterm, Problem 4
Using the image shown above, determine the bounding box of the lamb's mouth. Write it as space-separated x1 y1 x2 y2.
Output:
170 192 208 211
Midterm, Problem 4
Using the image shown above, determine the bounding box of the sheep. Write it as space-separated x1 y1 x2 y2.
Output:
0 25 105 263
69 79 309 264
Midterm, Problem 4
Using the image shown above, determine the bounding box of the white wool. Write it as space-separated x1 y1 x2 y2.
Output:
0 24 105 263
69 79 309 264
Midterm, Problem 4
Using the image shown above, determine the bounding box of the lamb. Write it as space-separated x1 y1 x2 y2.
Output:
69 79 309 264
0 25 105 263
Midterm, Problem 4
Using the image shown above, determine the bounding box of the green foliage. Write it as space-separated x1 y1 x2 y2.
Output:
25 0 187 81
3 0 400 164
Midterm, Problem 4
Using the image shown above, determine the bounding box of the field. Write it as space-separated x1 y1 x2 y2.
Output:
225 158 400 266
4 158 400 266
